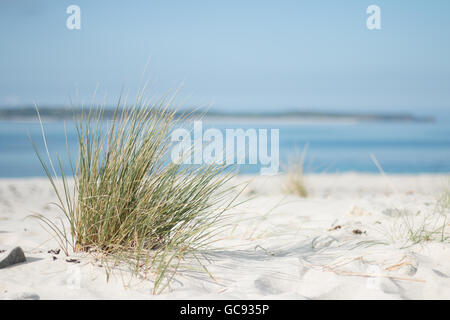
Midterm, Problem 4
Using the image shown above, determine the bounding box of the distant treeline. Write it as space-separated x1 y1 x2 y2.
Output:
0 106 435 122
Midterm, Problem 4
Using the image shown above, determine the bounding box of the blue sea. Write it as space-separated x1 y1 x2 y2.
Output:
1 118 450 177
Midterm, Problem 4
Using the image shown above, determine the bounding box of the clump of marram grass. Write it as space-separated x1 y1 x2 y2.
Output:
283 146 308 198
31 94 237 293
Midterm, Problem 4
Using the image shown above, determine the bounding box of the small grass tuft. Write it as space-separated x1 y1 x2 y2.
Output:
437 182 450 213
382 188 450 247
283 145 308 198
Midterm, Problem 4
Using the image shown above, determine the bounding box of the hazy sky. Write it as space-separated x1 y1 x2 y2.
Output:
1 0 449 113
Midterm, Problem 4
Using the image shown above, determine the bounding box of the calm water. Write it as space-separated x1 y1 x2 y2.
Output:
1 119 450 177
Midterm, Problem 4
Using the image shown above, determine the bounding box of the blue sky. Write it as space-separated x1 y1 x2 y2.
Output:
1 0 449 113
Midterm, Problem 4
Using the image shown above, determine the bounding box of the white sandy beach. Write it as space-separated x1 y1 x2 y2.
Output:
1 173 450 300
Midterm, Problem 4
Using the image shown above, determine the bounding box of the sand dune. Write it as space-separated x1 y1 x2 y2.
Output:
1 174 449 299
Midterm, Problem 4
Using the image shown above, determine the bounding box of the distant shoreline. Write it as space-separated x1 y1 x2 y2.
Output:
0 107 435 123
